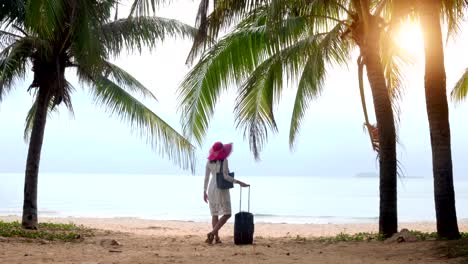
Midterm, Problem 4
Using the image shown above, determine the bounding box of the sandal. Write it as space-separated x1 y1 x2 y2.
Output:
215 237 222 244
205 233 215 244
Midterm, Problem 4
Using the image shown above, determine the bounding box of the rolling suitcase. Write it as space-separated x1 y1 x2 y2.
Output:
234 186 254 245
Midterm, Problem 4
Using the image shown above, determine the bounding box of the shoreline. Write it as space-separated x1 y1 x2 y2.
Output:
1 215 467 238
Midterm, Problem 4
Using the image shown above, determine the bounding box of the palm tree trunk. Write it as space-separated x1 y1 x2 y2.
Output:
21 83 51 229
363 21 398 238
419 0 459 239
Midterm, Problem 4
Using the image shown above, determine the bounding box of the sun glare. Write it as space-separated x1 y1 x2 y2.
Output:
394 22 424 58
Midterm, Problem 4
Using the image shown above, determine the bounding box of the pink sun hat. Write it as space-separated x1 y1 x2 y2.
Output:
208 142 233 161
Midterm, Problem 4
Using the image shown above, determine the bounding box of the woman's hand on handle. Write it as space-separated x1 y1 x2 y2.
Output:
237 181 249 187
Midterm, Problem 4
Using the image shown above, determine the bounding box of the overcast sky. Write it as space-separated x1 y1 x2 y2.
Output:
0 1 467 178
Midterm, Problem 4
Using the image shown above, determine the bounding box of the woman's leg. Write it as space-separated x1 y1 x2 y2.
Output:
212 215 219 229
211 216 219 240
210 214 231 236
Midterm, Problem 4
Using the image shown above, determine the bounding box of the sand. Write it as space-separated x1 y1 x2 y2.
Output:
1 216 467 263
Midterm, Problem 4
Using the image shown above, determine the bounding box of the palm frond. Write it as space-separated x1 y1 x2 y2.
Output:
0 37 44 101
23 82 74 142
268 0 349 31
68 0 109 70
234 32 327 157
233 11 349 155
451 68 468 103
378 0 415 23
24 99 37 142
383 0 466 41
179 26 270 145
100 16 197 57
379 29 412 125
186 0 268 64
186 0 210 64
24 98 46 143
441 0 466 41
288 49 326 149
95 0 116 21
0 0 25 24
102 61 157 101
0 29 22 49
205 0 268 38
129 0 173 17
187 0 350 64
179 12 309 144
78 67 196 172
24 0 64 39
59 80 75 112
234 54 283 160
289 23 351 148
286 23 350 148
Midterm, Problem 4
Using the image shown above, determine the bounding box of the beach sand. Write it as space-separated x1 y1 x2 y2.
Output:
1 216 467 263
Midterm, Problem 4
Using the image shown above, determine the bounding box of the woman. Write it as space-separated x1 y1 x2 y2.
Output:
203 141 249 244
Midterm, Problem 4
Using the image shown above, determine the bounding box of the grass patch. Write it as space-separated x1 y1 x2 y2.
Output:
404 230 438 241
303 231 468 243
313 232 386 243
0 221 93 241
409 231 468 241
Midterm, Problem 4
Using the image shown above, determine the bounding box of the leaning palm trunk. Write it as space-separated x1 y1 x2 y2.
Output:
362 20 397 238
22 83 51 229
419 1 459 239
22 56 64 229
358 56 379 152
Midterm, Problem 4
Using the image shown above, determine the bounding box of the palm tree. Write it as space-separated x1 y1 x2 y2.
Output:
417 0 462 240
178 0 404 237
388 0 464 239
0 0 196 229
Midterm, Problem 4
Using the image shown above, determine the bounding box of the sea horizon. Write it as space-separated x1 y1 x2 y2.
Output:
1 173 467 225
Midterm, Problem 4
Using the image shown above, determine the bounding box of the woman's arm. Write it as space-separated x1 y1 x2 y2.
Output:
222 159 235 183
204 162 210 191
203 162 210 203
223 160 249 186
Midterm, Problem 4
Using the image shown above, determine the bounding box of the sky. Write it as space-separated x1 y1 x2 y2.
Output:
0 1 468 178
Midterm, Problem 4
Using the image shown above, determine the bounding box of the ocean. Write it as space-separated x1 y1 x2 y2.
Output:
0 173 467 224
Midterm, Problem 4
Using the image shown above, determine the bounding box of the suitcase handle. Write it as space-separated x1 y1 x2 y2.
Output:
239 186 250 212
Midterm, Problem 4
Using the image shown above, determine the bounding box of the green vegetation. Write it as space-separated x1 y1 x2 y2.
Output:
0 221 93 241
293 231 468 243
312 232 386 243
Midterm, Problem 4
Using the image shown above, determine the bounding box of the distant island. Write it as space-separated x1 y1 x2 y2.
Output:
355 172 378 178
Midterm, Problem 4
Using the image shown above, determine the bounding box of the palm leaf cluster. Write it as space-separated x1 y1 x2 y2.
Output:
179 0 408 159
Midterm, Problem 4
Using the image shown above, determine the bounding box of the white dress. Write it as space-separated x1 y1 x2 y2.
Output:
204 159 235 216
